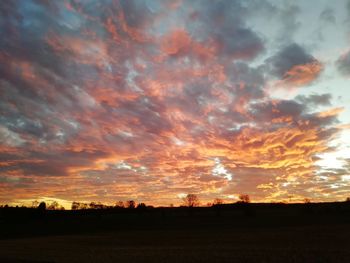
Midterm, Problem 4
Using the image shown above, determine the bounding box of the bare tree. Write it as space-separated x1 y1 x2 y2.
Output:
71 201 80 210
89 202 105 209
304 198 311 204
115 201 125 208
47 201 64 210
213 198 224 206
72 201 88 210
126 200 136 209
48 201 58 210
183 194 200 207
238 194 250 203
31 200 39 208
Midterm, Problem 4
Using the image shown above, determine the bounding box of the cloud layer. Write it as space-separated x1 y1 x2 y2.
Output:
0 0 349 206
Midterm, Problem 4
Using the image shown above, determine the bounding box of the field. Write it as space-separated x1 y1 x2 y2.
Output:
1 203 350 262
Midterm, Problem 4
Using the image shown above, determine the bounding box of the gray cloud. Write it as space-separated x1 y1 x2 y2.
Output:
277 4 301 43
249 99 305 124
186 0 265 60
336 51 350 77
266 43 318 79
295 93 332 107
319 7 336 24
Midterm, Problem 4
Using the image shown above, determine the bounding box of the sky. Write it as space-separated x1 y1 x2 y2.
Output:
1 0 350 208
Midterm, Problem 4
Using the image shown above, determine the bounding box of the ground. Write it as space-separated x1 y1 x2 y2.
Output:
1 204 350 262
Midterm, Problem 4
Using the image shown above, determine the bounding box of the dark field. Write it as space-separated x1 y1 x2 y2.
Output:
1 203 350 263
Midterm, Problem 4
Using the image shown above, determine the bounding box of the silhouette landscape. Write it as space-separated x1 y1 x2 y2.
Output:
1 0 350 262
1 197 350 262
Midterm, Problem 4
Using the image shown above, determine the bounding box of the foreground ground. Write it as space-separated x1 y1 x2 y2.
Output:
1 203 350 262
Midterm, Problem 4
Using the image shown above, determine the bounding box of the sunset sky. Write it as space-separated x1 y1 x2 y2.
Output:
1 0 350 208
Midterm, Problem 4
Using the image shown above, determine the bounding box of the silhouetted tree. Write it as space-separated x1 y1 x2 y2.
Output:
346 197 350 202
115 201 125 208
72 201 89 210
304 198 311 204
38 202 46 211
238 194 250 203
71 201 89 210
89 202 104 209
31 200 39 208
183 194 200 207
136 203 146 215
213 198 224 206
47 201 64 210
48 201 58 210
126 200 135 209
137 203 146 209
237 195 255 216
71 201 80 210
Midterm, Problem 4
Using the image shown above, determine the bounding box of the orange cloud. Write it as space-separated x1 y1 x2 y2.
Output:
280 62 323 87
161 29 192 56
317 107 344 118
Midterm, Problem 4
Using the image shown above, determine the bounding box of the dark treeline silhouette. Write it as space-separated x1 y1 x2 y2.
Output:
2 194 350 221
2 195 350 211
70 200 152 210
2 193 350 226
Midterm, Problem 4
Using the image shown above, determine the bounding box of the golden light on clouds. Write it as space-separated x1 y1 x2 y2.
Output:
1 0 350 207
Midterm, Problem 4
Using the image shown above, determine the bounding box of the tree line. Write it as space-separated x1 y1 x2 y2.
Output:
70 194 251 210
0 194 250 210
2 195 349 210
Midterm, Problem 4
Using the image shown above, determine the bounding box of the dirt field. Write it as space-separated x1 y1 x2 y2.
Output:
1 224 350 263
1 204 350 262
